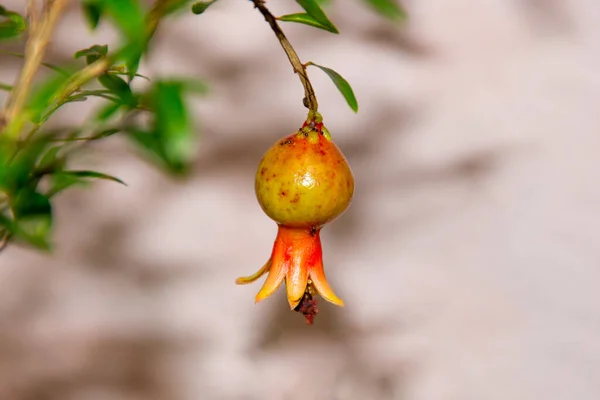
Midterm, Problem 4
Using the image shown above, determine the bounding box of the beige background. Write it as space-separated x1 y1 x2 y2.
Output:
1 0 600 399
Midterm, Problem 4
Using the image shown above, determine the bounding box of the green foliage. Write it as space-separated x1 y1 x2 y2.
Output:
81 0 146 76
362 0 406 20
0 5 26 40
307 63 358 112
54 170 126 186
279 0 338 33
74 44 108 64
191 1 216 15
0 0 402 252
129 79 204 174
278 13 336 34
82 1 104 29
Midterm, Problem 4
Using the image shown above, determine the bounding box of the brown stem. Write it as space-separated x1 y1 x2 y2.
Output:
250 0 318 113
0 0 72 135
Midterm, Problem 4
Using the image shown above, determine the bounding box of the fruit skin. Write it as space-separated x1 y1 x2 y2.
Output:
255 124 354 228
237 119 353 322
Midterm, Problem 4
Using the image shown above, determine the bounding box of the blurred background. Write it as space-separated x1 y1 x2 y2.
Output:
2 0 600 399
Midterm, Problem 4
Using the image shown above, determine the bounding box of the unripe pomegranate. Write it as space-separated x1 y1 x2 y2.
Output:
236 113 354 324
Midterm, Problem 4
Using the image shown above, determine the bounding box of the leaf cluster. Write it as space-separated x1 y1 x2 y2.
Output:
0 0 205 250
0 0 404 252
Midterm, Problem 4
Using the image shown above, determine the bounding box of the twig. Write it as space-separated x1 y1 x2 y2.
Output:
249 0 318 113
0 0 73 134
0 232 10 253
0 50 71 76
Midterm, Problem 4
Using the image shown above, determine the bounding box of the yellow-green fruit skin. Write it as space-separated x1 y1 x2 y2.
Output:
255 129 354 229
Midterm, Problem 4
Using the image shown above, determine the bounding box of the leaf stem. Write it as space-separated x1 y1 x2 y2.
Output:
0 50 71 76
249 0 318 113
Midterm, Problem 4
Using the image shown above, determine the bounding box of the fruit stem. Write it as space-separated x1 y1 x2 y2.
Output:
250 0 319 113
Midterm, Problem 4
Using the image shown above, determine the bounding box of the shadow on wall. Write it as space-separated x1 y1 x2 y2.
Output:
255 306 412 400
0 0 565 398
0 326 194 399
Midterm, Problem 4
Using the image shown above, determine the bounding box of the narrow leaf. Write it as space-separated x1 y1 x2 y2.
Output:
295 0 338 33
26 72 73 124
74 44 108 64
95 102 122 121
153 81 195 171
94 128 121 138
60 170 127 186
362 0 406 20
98 74 136 106
307 62 358 112
47 173 88 198
128 128 164 168
101 0 146 76
11 189 52 219
278 13 336 33
10 189 53 251
0 138 49 194
0 6 27 40
82 2 104 29
191 1 216 15
37 146 62 172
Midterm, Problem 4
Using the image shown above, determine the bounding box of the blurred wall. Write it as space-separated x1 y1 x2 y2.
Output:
1 0 600 399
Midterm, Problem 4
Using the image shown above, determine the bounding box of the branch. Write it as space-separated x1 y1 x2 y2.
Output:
0 0 73 134
0 232 9 253
250 0 318 113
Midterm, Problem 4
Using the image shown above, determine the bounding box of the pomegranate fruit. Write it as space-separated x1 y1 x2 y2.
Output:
236 112 354 323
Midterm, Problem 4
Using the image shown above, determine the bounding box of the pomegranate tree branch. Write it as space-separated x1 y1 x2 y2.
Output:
0 0 72 135
249 0 318 113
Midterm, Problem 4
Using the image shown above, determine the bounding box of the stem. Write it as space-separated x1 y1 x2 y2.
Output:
0 50 71 76
0 0 72 134
250 0 318 113
0 232 10 253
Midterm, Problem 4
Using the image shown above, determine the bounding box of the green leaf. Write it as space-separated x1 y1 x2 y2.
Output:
74 44 108 64
46 170 125 198
362 0 406 20
94 128 121 138
0 5 27 40
37 146 63 172
278 13 337 33
11 188 51 219
307 62 358 112
294 0 338 33
59 170 127 186
0 138 49 194
157 0 193 16
191 1 216 15
0 211 51 251
128 128 164 168
98 74 136 106
0 82 12 91
95 102 122 121
26 72 73 124
0 214 16 237
9 188 53 251
82 1 104 29
161 78 209 95
153 81 195 171
128 79 200 174
46 172 89 198
101 0 145 40
62 90 120 105
100 0 146 76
